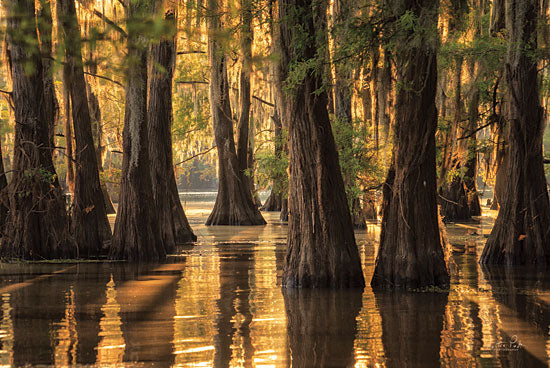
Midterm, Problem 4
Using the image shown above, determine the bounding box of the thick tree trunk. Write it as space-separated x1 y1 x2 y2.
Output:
1 0 75 259
110 0 165 261
58 0 112 257
205 0 265 226
86 64 116 215
148 9 196 248
277 0 364 288
283 289 362 367
481 0 550 266
371 0 449 289
37 0 58 155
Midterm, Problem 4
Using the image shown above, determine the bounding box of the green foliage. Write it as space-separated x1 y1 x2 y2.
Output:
331 115 385 211
255 129 289 197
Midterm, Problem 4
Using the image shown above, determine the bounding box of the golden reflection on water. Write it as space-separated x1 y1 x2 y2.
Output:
0 204 550 366
173 248 220 366
97 275 125 365
0 294 13 367
54 287 78 366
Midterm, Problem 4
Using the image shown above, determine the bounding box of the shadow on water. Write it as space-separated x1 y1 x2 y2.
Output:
375 291 448 368
283 288 363 368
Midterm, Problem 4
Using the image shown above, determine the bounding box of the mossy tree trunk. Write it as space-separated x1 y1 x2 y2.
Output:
371 0 449 290
58 0 112 257
205 0 265 226
1 0 75 259
480 0 550 266
110 0 165 261
147 8 196 247
277 0 364 288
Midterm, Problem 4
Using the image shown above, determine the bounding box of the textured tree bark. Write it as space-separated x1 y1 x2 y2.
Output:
277 0 364 288
283 289 362 367
1 0 76 259
58 0 112 257
37 0 58 155
205 0 265 226
481 0 550 266
371 0 449 289
110 0 165 261
148 9 196 248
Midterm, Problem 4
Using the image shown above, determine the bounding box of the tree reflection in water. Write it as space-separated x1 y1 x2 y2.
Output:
213 245 254 368
375 291 448 368
283 288 363 368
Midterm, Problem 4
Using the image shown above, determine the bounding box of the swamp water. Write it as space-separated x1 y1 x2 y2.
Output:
0 192 548 367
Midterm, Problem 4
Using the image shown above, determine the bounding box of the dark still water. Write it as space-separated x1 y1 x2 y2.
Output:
0 194 549 367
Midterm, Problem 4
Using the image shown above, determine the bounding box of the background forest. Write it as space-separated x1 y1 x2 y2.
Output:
0 0 549 273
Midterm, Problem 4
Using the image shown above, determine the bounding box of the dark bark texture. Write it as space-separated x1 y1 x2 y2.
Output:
277 0 365 288
205 0 265 226
59 0 112 257
148 10 196 248
1 0 75 259
371 0 449 289
481 0 550 266
110 0 165 261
